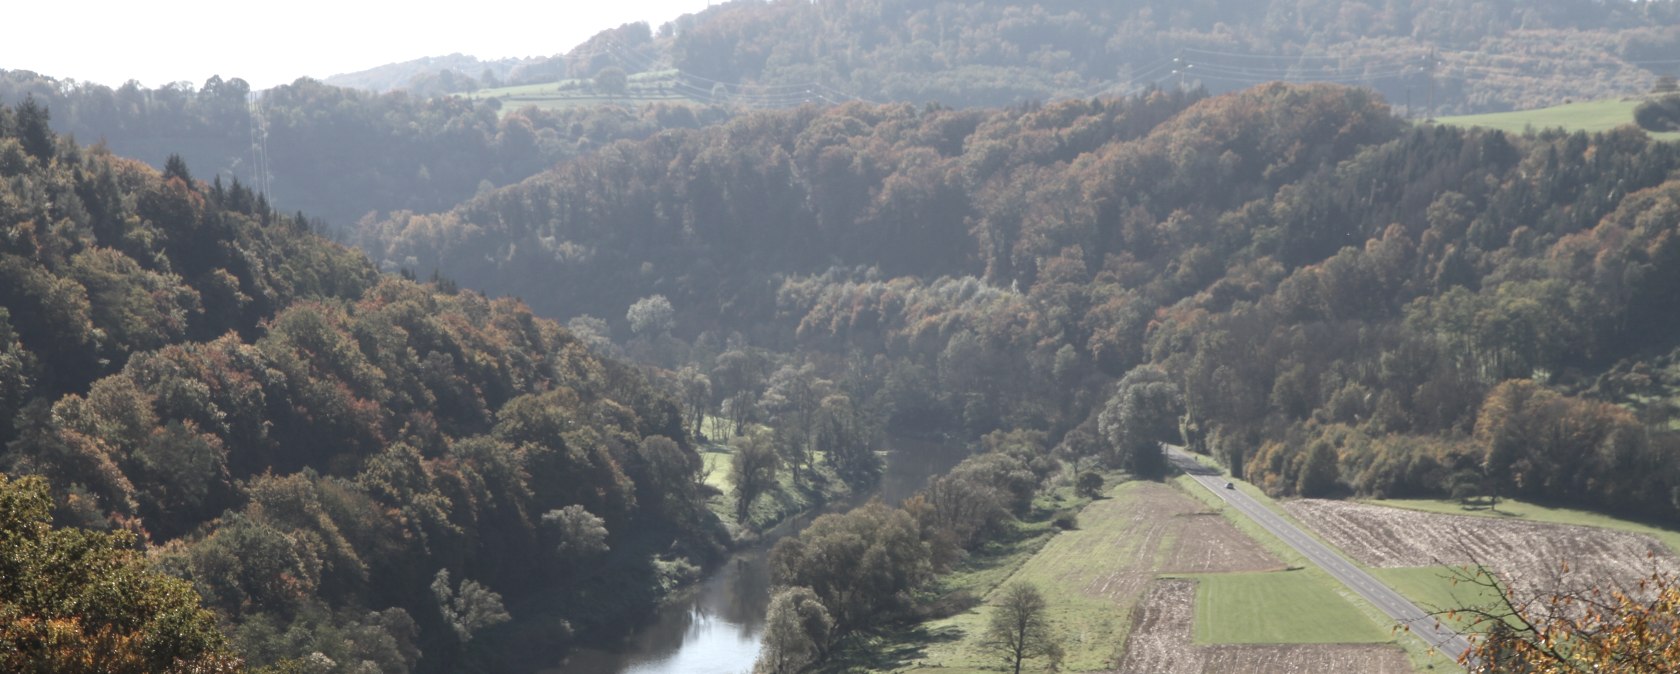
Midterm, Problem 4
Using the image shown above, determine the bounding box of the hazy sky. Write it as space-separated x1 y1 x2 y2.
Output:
3 0 721 89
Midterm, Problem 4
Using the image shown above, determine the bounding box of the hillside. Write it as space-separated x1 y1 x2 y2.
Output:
496 0 1680 114
0 100 724 672
323 53 543 94
359 82 1680 533
0 70 732 228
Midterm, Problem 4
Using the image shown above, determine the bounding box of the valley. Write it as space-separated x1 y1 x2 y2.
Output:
5 1 1680 673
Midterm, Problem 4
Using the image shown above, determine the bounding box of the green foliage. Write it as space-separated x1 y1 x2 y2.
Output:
430 569 510 643
0 104 725 672
0 472 240 673
1099 366 1182 479
1075 471 1104 499
752 586 832 674
543 505 609 560
769 501 931 633
1635 95 1680 132
730 430 779 524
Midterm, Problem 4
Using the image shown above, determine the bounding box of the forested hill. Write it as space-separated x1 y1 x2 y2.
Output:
534 0 1680 113
0 70 730 228
361 82 1680 526
0 100 723 672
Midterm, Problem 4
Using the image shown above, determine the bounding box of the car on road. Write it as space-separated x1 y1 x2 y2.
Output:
1224 482 1234 489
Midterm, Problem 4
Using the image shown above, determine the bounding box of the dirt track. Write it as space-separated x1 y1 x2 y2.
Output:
1115 579 1414 674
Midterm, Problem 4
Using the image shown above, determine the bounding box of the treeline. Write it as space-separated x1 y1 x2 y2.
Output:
754 430 1073 673
512 0 1680 112
0 70 730 228
361 82 1680 526
0 101 725 672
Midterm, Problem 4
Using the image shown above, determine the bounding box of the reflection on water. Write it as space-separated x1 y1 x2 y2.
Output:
550 436 968 674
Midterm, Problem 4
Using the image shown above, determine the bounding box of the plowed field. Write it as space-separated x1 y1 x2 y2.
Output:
1284 499 1680 589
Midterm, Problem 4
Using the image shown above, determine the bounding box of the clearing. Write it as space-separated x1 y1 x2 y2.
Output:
1436 98 1680 140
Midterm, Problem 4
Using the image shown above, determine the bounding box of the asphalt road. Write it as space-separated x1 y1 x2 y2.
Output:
1165 445 1476 668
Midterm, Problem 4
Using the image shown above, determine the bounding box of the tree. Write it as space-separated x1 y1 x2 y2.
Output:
430 569 511 642
761 364 830 480
677 365 712 438
752 586 833 674
1098 366 1183 479
543 504 609 559
1449 563 1680 673
731 430 780 524
0 473 240 673
816 393 881 486
626 294 675 337
595 67 629 97
983 582 1059 674
1076 471 1105 498
15 95 53 162
769 501 930 633
1295 439 1340 497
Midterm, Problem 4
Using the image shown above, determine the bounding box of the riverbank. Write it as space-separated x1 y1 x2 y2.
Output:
815 469 1111 672
553 434 973 674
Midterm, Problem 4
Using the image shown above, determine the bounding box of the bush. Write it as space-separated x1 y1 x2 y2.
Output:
1076 471 1105 498
1634 95 1680 131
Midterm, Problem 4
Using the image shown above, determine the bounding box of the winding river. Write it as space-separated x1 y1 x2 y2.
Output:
549 437 970 674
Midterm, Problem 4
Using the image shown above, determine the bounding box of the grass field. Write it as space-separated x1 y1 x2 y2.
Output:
1369 567 1507 633
466 70 709 113
893 476 1426 673
1436 98 1680 141
1173 475 1463 672
1189 570 1393 644
909 481 1153 672
1364 497 1680 556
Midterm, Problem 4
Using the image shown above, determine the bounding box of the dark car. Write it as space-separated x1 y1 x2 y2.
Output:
1224 482 1234 489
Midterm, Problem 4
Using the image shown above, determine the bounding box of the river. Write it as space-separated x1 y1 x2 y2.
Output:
548 436 970 674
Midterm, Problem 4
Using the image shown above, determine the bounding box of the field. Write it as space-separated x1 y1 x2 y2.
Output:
1117 579 1415 674
1189 570 1393 644
1285 499 1680 595
906 481 1282 671
901 480 1427 673
1436 98 1680 140
1367 497 1680 555
467 70 707 113
1367 566 1507 632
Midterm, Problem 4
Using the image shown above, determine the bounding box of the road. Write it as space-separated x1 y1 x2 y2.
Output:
1165 445 1476 668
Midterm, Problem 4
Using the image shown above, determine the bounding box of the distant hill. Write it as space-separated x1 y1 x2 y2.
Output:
0 69 731 228
468 0 1680 114
324 52 547 94
358 82 1680 530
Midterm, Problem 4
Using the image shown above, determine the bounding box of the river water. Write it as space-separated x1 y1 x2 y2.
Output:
548 437 969 674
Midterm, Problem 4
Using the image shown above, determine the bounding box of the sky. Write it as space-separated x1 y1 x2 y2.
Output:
2 0 722 90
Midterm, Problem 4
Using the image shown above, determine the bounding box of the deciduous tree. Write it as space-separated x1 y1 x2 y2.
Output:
983 582 1059 674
